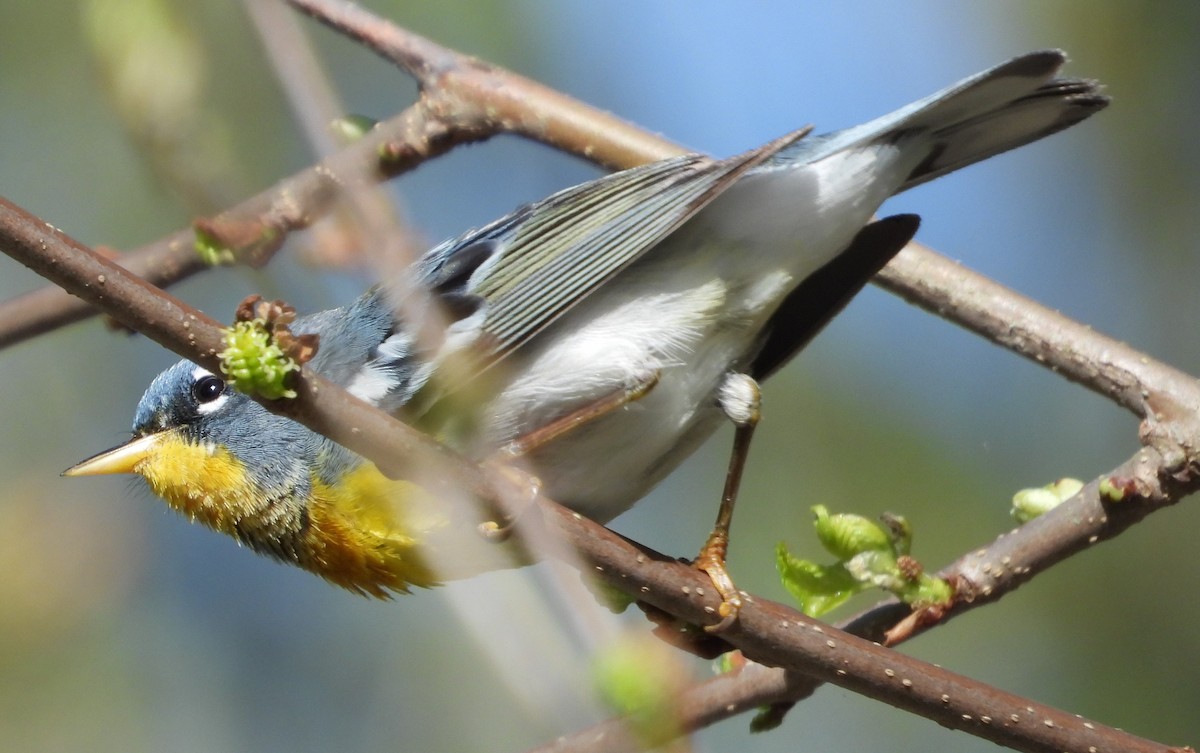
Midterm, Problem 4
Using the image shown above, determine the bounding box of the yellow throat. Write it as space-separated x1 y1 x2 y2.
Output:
68 430 453 596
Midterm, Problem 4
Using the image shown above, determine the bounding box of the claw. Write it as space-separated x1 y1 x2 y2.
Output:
696 529 743 632
478 462 542 542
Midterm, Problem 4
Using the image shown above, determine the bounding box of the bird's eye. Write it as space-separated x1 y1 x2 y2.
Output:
192 375 226 404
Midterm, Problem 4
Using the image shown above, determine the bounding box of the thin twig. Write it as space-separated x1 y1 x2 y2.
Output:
0 95 483 350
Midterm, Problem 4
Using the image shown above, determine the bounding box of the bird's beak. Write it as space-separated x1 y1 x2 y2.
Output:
63 433 165 477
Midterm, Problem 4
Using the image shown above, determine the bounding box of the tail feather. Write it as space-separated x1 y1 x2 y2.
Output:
768 50 1108 191
889 50 1071 134
903 72 1108 191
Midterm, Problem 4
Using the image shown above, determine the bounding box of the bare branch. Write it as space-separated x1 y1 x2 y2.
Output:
0 95 484 351
877 243 1200 427
0 227 202 349
286 0 683 170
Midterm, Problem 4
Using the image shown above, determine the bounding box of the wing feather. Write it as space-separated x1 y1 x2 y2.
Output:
467 128 812 365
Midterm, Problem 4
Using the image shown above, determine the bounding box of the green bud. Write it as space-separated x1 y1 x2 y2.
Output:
906 573 954 610
219 319 299 399
1099 476 1132 503
713 651 742 676
749 703 789 733
194 226 236 266
780 508 953 619
843 550 905 591
1012 488 1060 522
584 578 636 614
330 114 378 143
776 541 868 617
593 637 684 748
1049 477 1084 499
812 505 892 560
1012 478 1084 522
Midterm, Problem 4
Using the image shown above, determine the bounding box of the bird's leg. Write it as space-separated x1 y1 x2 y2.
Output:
696 372 761 632
479 370 661 540
495 370 661 459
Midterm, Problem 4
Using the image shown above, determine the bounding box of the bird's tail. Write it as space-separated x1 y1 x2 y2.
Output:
775 50 1108 192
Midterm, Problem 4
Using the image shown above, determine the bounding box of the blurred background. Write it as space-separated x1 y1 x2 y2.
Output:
2 1 1199 751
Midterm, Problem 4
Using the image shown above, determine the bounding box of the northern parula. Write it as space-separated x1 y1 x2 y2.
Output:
66 51 1106 608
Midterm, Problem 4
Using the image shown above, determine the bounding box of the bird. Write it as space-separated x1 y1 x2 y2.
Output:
66 50 1106 624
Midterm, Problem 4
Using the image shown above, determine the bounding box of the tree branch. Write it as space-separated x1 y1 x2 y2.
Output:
0 95 486 350
533 438 1193 753
875 244 1200 429
1 191 1180 753
286 0 684 170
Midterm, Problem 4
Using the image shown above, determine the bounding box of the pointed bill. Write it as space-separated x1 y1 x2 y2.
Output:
63 433 165 476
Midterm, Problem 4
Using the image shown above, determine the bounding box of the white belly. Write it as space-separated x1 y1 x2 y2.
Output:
483 143 917 520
